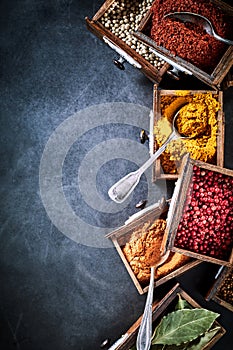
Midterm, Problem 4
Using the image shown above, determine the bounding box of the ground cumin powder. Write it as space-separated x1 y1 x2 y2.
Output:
154 93 220 174
123 219 190 285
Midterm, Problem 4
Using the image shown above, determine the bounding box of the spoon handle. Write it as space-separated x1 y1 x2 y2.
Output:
138 130 177 176
108 131 177 203
136 266 155 350
213 33 233 45
136 251 170 350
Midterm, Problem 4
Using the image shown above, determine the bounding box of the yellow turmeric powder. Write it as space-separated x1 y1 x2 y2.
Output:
154 93 220 174
175 102 208 138
163 97 187 122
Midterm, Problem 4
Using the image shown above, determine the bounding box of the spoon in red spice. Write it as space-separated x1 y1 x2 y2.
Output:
164 12 233 45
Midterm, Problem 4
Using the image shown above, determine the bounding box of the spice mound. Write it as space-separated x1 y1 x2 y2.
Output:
174 166 233 260
154 93 220 174
123 218 190 284
217 269 233 306
175 103 208 138
149 0 233 73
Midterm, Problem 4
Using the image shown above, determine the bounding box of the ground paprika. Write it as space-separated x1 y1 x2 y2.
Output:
150 0 233 73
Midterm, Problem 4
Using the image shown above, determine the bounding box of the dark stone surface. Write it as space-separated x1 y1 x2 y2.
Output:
0 1 233 349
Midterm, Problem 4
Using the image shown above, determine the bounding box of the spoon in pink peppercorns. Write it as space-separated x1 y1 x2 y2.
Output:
164 12 233 45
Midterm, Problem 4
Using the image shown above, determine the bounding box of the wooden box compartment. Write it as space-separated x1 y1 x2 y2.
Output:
223 67 233 89
206 266 233 312
150 87 225 181
114 283 226 350
164 154 233 266
106 198 201 295
134 0 233 89
85 0 170 84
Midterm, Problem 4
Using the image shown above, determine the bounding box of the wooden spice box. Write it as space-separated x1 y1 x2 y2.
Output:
106 198 201 294
85 0 170 84
150 87 225 181
114 283 226 350
164 154 233 266
134 0 233 89
223 67 233 89
206 266 233 312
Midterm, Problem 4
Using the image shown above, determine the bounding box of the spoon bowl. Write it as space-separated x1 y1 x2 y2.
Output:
164 12 233 46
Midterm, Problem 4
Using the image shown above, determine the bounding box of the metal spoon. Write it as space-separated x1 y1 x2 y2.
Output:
136 251 170 350
108 106 192 203
164 11 233 45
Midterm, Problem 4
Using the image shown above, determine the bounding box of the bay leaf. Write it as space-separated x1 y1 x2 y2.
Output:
187 326 221 350
151 343 188 349
151 308 219 345
151 327 220 349
175 294 192 311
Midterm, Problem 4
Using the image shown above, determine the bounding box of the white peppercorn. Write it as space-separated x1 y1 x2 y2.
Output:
99 0 163 69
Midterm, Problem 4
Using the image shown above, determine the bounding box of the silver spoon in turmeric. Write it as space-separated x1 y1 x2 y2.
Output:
108 105 203 203
136 250 170 350
164 12 233 45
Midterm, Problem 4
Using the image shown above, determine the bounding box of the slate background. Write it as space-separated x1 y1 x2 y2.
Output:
0 1 233 349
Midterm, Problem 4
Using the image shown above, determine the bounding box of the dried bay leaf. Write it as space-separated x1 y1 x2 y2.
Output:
151 326 221 349
187 326 221 350
151 308 219 346
151 343 189 349
175 294 192 311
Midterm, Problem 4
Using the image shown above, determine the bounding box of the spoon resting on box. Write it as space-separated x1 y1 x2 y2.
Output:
108 104 205 204
136 250 171 350
164 12 233 46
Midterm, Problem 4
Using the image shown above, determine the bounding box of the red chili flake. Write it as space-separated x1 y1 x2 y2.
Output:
150 0 233 73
